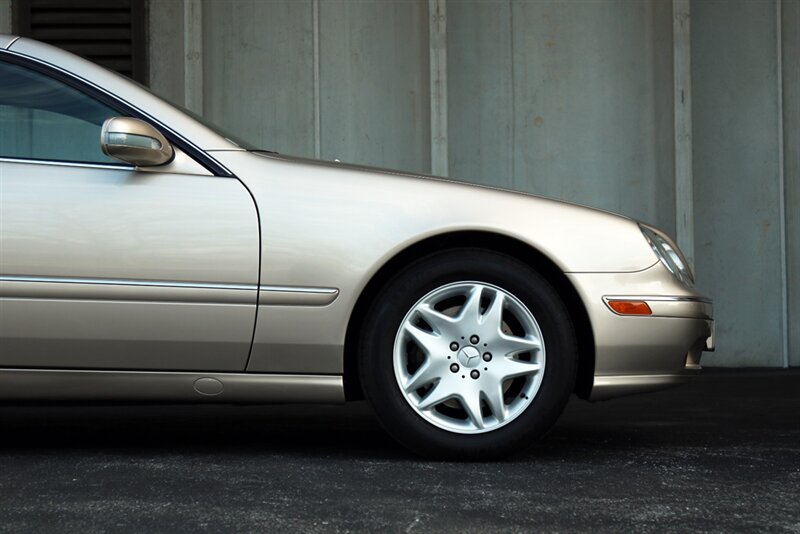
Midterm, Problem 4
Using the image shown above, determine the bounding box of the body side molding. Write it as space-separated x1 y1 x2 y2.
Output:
0 276 256 305
259 285 339 306
0 277 339 306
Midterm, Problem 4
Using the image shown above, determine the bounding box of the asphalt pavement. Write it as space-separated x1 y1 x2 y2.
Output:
0 369 798 533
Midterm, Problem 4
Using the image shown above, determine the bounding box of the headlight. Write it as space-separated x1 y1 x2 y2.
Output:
639 224 694 286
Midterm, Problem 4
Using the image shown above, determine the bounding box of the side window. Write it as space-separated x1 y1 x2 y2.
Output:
0 60 121 165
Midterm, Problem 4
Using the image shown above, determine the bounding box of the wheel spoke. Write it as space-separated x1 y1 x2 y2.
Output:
457 285 483 323
459 393 485 430
416 381 455 411
403 359 441 392
482 291 504 329
415 303 457 336
496 357 542 381
402 321 440 353
482 384 507 423
496 333 541 357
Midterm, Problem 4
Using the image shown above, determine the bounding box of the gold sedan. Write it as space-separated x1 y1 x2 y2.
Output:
0 35 713 458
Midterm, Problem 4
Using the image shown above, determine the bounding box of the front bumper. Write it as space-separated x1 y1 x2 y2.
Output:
567 266 714 401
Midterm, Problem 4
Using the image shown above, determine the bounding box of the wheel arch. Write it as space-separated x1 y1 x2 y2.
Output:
343 230 595 402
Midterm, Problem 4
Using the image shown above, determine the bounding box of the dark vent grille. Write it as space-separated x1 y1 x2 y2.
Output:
14 0 147 83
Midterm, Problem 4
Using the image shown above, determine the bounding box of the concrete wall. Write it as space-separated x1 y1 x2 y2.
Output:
448 0 676 234
153 0 431 173
319 1 431 172
203 0 316 157
143 0 797 368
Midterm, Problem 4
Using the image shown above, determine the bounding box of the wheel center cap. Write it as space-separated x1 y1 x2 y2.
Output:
457 346 481 368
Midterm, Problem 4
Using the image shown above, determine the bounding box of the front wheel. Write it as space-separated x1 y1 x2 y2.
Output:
359 248 578 459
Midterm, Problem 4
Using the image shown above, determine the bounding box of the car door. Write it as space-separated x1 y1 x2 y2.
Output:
0 57 260 371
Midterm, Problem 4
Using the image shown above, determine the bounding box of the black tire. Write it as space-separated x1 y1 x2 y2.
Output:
358 248 578 460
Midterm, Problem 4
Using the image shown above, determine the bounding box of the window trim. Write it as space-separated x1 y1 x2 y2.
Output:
0 49 234 177
0 156 135 171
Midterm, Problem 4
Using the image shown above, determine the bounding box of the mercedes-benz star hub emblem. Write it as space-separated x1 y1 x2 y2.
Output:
457 346 481 368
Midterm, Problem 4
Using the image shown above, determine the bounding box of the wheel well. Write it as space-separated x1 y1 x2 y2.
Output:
342 231 596 401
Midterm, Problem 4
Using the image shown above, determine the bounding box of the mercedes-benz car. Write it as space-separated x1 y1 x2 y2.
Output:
0 35 714 459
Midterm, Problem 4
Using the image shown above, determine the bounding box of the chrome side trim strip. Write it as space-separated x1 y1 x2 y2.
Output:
0 369 345 404
0 275 256 291
0 156 134 171
0 276 256 304
0 276 339 306
259 285 340 306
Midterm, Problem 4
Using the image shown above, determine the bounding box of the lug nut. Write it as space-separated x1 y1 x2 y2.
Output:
482 352 492 362
470 370 480 379
450 363 460 373
449 342 459 351
470 335 479 344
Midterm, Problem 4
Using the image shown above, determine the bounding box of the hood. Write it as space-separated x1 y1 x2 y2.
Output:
247 150 635 222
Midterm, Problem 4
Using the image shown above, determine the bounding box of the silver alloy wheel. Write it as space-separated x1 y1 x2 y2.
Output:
393 281 546 434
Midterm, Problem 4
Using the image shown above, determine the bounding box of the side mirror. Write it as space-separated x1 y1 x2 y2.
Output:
100 117 174 166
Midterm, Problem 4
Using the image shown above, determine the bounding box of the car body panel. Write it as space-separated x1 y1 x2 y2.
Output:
0 160 259 370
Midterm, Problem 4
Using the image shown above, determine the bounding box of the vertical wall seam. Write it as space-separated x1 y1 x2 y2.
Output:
183 0 203 114
673 0 694 269
509 0 516 190
428 0 448 176
777 0 789 368
313 0 321 159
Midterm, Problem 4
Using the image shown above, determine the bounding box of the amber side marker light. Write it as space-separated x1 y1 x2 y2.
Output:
606 300 652 316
